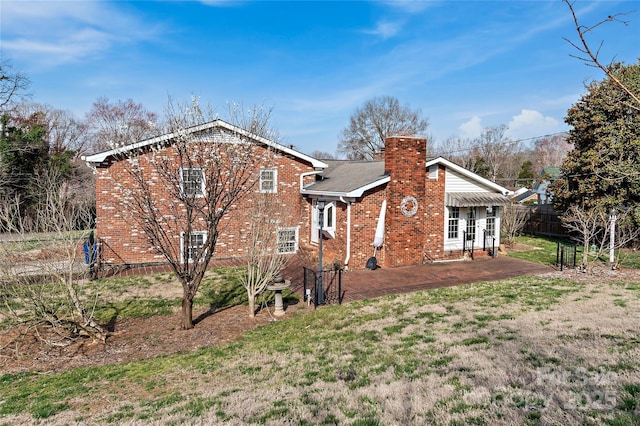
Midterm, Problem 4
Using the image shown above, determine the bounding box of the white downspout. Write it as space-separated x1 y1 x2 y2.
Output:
341 197 352 270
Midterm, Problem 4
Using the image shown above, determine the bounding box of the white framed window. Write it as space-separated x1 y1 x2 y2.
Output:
311 199 336 242
259 168 277 193
466 207 476 241
181 231 207 263
486 206 497 238
447 207 459 239
429 165 438 180
180 167 204 198
276 227 298 254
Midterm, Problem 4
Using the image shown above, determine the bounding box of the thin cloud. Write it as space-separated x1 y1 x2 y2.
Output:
2 1 163 69
378 0 440 14
362 20 403 39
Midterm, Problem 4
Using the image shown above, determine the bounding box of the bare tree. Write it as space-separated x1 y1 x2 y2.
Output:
309 150 336 160
114 97 277 329
84 97 158 153
561 205 640 271
474 125 520 183
531 134 572 173
500 204 529 246
432 136 478 170
0 169 107 346
0 59 30 111
563 0 640 110
241 192 293 317
337 96 429 160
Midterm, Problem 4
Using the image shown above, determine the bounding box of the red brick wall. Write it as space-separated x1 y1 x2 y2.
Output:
384 137 427 267
95 143 315 266
423 164 446 261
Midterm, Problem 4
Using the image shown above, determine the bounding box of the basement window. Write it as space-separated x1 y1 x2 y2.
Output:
277 227 298 254
181 231 207 263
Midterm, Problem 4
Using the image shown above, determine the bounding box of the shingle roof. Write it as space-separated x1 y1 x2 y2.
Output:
303 160 387 194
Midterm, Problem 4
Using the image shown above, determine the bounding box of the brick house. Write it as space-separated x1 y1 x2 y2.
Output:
302 136 511 269
83 121 510 271
82 120 327 268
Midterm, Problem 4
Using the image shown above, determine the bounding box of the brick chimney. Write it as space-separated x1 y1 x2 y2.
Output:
384 136 427 267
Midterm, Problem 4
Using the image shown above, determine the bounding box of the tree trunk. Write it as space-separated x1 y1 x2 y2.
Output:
181 295 194 330
248 292 256 318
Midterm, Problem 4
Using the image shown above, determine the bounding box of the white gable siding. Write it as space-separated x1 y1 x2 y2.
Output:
445 169 495 193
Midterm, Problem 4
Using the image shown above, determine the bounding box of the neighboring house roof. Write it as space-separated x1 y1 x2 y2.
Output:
509 187 538 204
81 119 328 169
301 160 389 198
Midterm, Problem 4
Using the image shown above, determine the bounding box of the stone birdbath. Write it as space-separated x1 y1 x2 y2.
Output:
266 274 291 316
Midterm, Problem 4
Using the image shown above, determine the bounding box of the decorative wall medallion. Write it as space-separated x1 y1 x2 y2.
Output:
400 196 418 217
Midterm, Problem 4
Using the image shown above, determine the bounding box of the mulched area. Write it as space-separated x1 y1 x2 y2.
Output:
0 304 277 375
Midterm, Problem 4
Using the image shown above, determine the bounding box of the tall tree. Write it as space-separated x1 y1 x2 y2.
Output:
114 97 278 329
474 125 520 183
337 96 428 160
531 134 572 173
0 113 49 224
0 60 30 111
550 62 640 217
84 97 158 153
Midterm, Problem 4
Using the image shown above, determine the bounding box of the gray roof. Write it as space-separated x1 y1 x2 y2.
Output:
304 160 387 194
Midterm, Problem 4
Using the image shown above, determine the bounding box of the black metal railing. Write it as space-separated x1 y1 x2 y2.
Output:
462 231 474 259
303 267 343 307
483 229 497 258
556 241 579 270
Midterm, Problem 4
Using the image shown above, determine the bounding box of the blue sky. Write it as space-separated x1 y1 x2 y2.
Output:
1 1 639 156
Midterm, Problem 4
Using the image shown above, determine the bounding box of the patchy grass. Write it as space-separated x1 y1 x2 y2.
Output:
1 274 639 425
507 235 640 270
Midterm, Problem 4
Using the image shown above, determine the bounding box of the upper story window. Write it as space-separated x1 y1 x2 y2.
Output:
181 167 204 198
260 168 277 193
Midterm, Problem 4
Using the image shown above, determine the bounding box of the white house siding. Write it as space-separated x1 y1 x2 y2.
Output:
443 169 502 253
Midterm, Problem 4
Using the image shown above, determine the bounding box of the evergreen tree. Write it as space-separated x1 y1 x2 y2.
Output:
551 61 640 219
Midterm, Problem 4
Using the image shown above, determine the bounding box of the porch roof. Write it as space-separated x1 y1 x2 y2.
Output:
446 192 511 207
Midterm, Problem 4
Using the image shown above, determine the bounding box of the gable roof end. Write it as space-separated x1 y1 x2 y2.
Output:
81 119 328 169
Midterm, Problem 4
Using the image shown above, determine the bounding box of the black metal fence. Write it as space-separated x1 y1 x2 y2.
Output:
556 241 579 270
303 267 343 307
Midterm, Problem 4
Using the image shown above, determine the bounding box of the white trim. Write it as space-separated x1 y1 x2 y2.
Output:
301 176 390 198
427 157 510 195
259 167 278 193
311 199 337 242
82 119 328 169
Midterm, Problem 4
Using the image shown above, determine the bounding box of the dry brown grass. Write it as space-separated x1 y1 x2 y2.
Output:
1 271 639 425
